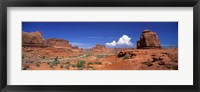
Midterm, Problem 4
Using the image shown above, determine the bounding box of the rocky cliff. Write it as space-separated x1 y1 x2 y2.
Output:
22 31 45 47
22 31 72 48
92 44 107 52
137 29 161 49
45 38 72 48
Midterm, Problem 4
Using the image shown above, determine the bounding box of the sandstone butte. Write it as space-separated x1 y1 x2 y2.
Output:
92 44 107 52
45 38 72 48
22 31 45 47
137 29 161 49
72 46 79 49
22 31 72 48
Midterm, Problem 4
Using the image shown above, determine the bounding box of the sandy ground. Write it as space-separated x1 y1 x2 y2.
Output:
22 47 178 70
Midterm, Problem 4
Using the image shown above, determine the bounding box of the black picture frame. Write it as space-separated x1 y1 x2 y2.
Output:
0 0 199 92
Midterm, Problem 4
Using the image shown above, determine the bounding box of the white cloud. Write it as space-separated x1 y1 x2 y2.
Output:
117 35 133 46
106 41 117 46
106 35 133 47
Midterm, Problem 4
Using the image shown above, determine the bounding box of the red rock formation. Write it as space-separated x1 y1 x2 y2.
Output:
45 38 72 48
22 31 45 47
72 46 79 49
71 46 84 52
22 31 72 48
117 50 137 58
92 44 107 52
137 29 161 49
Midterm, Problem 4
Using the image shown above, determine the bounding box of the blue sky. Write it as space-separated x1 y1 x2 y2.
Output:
22 22 178 48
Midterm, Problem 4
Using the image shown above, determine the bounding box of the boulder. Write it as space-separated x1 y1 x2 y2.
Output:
117 50 137 58
117 50 127 58
137 29 161 49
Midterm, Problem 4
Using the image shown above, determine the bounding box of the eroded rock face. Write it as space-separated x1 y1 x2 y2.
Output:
72 46 84 52
45 38 72 48
22 31 45 47
137 30 161 49
92 44 107 52
22 31 72 48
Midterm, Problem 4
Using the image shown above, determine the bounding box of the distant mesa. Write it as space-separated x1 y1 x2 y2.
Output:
72 46 79 49
92 44 107 52
72 46 84 51
45 38 72 48
137 29 161 49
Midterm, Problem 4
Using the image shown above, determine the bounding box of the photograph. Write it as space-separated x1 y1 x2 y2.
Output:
1 0 199 91
22 22 178 70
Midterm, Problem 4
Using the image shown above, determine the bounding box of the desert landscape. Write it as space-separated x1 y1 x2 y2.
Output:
22 29 178 70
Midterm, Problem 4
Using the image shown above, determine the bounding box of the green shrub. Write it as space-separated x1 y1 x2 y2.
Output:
23 65 30 70
77 60 86 69
42 56 45 59
79 54 90 58
22 55 24 59
52 56 59 65
85 54 90 57
87 62 94 65
50 65 53 68
71 64 76 67
65 62 70 64
95 61 102 65
78 54 83 56
123 54 130 59
95 55 104 59
48 57 60 67
60 64 64 68
55 56 58 61
142 61 153 67
36 62 40 67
